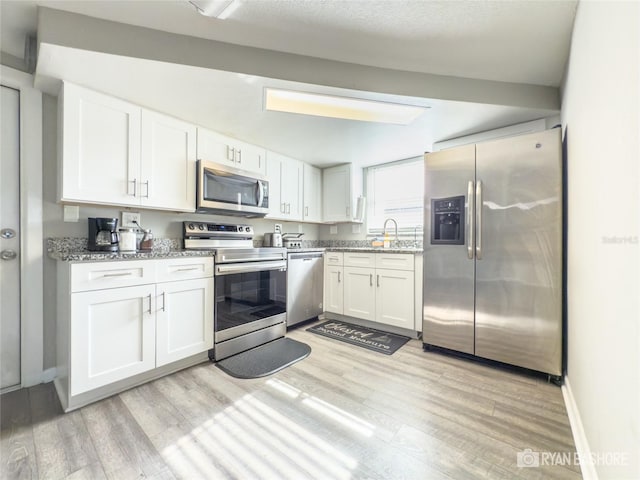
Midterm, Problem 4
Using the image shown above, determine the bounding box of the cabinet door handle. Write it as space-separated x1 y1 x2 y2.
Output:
237 149 242 164
338 271 341 283
377 274 380 287
161 291 166 312
102 272 133 278
370 273 373 286
129 178 137 197
142 180 150 198
147 294 152 314
281 203 286 214
305 206 309 217
286 203 291 214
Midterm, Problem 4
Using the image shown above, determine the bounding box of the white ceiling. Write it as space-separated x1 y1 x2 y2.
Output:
1 0 577 167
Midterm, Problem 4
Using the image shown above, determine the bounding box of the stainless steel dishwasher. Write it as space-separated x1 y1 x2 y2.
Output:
286 251 324 327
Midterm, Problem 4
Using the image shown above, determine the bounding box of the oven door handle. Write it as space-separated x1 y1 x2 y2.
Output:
215 260 287 276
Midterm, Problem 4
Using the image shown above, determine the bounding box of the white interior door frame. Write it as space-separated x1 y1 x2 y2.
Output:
1 66 43 388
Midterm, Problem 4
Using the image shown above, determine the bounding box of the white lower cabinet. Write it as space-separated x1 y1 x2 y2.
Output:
57 257 213 411
324 253 344 314
156 277 214 367
326 252 415 330
375 268 415 329
343 267 376 321
71 284 157 395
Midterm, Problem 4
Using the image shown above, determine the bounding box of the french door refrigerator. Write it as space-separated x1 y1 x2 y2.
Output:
422 128 562 378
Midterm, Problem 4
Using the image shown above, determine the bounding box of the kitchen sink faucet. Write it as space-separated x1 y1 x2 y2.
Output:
383 218 399 246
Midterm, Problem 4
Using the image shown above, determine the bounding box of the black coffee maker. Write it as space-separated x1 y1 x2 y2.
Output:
88 217 119 252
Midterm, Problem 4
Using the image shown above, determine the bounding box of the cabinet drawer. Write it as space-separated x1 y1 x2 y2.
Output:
156 257 213 283
344 252 376 268
325 252 343 265
375 253 414 271
70 260 156 292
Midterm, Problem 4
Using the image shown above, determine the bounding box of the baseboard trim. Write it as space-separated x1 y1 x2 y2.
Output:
41 367 57 384
562 375 598 480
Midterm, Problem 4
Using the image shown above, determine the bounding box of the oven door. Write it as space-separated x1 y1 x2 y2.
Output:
214 260 287 342
197 160 269 216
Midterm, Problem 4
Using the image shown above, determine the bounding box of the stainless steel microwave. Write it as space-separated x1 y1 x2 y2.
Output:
196 160 269 217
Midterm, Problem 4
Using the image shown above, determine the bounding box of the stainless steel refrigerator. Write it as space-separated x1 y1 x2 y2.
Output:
422 128 562 378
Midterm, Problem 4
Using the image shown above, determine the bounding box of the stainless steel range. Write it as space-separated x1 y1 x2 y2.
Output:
183 221 287 361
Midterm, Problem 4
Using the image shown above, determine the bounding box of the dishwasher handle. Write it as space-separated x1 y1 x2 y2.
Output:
288 252 324 260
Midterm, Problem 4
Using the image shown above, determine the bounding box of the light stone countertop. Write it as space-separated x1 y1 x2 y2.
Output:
48 249 216 262
325 246 423 254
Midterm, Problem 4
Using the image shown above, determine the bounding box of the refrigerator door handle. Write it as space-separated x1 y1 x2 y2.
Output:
467 180 475 259
476 180 483 259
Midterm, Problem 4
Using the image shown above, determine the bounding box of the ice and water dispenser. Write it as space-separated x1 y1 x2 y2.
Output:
430 195 465 245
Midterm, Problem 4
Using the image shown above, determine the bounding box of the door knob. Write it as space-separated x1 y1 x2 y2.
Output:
1 228 16 239
1 250 18 261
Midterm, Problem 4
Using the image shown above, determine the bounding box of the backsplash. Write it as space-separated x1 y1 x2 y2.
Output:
47 237 182 254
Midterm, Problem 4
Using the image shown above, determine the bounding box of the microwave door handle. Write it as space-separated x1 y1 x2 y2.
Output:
257 180 265 207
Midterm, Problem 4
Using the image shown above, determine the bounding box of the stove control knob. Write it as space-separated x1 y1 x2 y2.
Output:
188 223 195 230
198 224 205 231
245 226 252 233
238 226 244 232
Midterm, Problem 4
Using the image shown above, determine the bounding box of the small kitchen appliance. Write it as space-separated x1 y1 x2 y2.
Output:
263 232 283 247
87 217 119 252
196 160 269 217
283 233 304 249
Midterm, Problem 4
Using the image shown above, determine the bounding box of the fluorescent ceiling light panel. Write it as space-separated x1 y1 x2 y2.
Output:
264 88 428 125
189 0 240 18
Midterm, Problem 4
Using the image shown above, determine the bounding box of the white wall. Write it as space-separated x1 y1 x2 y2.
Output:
561 1 639 478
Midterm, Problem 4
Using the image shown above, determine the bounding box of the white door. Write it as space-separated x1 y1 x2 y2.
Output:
196 128 237 168
156 278 213 367
343 266 376 321
376 269 415 329
281 156 303 220
140 110 196 211
303 164 322 222
70 285 156 395
265 153 283 218
60 83 141 206
324 265 343 314
323 164 351 222
234 140 266 175
1 85 21 391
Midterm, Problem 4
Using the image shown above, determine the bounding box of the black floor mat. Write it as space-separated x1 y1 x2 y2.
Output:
216 338 311 379
306 320 410 355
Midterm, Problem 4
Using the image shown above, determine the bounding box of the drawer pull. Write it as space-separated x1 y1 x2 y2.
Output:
102 272 133 278
175 267 200 272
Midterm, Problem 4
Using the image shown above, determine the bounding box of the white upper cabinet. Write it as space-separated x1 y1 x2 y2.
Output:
59 82 196 212
196 127 266 175
303 163 323 223
322 163 362 223
141 110 196 211
265 151 303 221
60 82 141 206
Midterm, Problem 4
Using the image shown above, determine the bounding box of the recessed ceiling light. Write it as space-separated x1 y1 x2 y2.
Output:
264 88 429 125
189 0 240 19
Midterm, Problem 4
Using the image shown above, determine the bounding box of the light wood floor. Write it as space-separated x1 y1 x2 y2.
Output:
1 320 581 480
